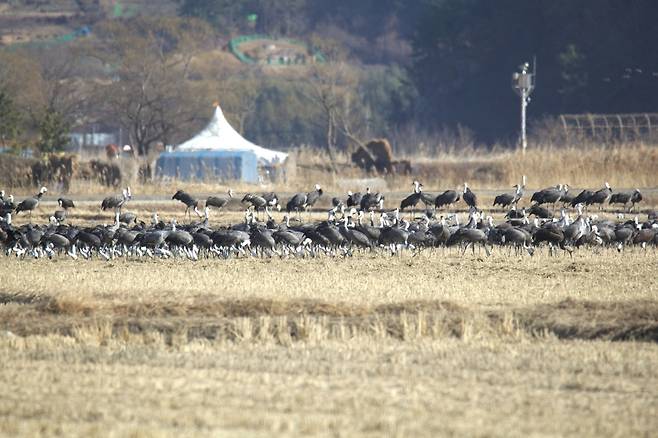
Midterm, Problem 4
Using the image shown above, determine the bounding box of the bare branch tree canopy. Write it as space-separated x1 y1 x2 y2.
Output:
91 17 214 156
0 47 87 152
305 59 367 171
0 51 44 120
2 0 657 155
215 72 261 136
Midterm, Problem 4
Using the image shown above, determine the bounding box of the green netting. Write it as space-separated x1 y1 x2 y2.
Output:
113 1 123 18
229 34 325 66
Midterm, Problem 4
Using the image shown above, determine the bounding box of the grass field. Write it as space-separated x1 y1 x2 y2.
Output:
2 177 658 437
1 249 657 436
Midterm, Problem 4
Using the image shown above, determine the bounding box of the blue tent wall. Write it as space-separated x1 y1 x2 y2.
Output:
155 150 259 183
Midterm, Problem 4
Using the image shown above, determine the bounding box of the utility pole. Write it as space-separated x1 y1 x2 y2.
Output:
512 60 536 153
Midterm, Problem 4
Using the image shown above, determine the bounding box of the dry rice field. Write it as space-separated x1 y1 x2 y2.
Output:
1 247 657 437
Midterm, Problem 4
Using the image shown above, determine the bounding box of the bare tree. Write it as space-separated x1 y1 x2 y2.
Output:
92 18 213 156
0 47 86 152
215 70 261 135
306 61 365 171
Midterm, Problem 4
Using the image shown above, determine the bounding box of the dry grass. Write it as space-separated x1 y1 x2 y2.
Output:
6 142 657 197
0 332 656 436
131 141 658 192
402 142 658 190
1 250 656 308
293 141 658 191
0 235 657 436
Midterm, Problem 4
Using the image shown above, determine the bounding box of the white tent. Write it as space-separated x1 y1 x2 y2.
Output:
176 105 288 165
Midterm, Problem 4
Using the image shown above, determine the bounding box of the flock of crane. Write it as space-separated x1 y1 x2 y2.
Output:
0 176 656 261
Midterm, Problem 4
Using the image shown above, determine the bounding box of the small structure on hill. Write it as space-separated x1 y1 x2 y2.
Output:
229 35 325 65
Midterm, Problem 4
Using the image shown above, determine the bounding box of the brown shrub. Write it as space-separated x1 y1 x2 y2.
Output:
0 154 77 191
0 154 35 188
78 160 122 187
31 155 77 192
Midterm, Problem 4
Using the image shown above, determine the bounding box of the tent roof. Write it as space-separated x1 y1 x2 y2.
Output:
176 106 288 165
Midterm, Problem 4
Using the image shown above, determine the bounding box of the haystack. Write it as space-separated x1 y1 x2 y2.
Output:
351 138 395 173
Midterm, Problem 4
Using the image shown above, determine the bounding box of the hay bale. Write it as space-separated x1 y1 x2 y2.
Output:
366 138 394 165
351 147 376 171
351 138 395 174
0 153 77 191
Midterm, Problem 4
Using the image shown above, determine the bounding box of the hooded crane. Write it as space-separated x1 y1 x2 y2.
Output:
286 192 306 216
15 186 48 221
528 204 553 219
305 184 323 209
102 187 132 214
448 211 490 256
500 227 534 256
570 189 594 208
57 198 75 210
331 197 344 212
560 189 575 207
262 192 281 210
339 215 374 251
242 193 268 214
286 184 323 217
462 183 477 210
532 184 567 208
346 191 363 208
172 189 201 218
53 197 75 224
434 190 460 209
206 189 234 212
533 225 570 257
378 220 411 254
493 175 526 209
359 187 385 212
118 212 137 225
400 181 424 212
609 189 642 212
493 185 522 209
587 182 612 209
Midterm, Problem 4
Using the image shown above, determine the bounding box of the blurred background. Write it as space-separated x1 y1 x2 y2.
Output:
0 0 657 193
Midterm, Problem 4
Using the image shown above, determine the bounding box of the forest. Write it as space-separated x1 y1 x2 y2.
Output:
1 0 657 155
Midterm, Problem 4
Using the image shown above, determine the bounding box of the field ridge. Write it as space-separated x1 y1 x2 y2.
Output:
2 294 657 344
